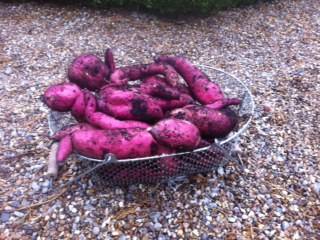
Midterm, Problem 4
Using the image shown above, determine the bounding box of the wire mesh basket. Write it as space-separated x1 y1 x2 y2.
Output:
48 65 255 185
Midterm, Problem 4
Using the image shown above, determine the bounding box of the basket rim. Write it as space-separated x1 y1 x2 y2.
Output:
48 65 255 163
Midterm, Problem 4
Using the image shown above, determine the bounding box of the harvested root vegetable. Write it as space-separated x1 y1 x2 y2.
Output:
71 128 157 159
87 112 149 130
47 143 59 177
104 48 116 73
150 118 200 151
155 56 225 104
56 135 72 164
51 123 96 141
156 144 179 175
110 63 179 86
170 105 238 139
97 86 164 122
43 83 81 111
68 54 109 91
206 98 241 110
140 76 181 100
156 93 194 111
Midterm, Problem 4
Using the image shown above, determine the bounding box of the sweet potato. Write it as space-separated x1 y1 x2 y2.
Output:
206 98 241 110
51 123 96 141
56 135 73 165
72 90 150 130
155 144 179 175
110 63 179 86
155 56 225 104
140 76 181 100
71 128 157 159
43 83 81 111
150 119 200 150
104 48 116 73
170 105 238 139
97 86 164 122
87 112 149 130
68 54 109 91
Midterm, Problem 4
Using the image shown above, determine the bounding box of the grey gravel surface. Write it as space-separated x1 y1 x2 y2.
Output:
0 0 320 239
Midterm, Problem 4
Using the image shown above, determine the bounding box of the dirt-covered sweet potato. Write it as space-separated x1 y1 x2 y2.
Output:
140 76 181 100
110 62 179 86
155 56 225 104
155 144 179 175
56 135 73 165
206 98 241 110
43 83 81 111
51 123 97 141
104 48 116 73
71 128 157 159
150 119 200 151
170 105 238 139
68 54 109 91
97 86 164 122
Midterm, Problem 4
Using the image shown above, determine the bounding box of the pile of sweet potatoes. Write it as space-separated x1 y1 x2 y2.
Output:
43 49 241 178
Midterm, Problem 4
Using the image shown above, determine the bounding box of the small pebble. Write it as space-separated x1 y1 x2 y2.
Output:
93 226 100 235
1 212 10 223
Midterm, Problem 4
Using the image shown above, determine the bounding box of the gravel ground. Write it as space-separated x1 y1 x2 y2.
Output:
0 0 319 239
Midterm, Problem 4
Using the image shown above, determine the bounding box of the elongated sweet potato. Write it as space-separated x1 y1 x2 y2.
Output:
150 119 200 151
72 128 157 159
110 63 179 86
68 54 109 91
140 76 181 100
104 48 116 73
43 83 81 111
87 112 149 130
51 123 97 141
56 135 73 165
170 105 238 139
155 56 224 104
97 86 163 122
206 98 241 110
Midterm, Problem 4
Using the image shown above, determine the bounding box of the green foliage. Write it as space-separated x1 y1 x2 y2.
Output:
84 0 258 14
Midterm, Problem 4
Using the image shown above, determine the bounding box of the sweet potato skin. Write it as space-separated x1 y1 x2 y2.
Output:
98 86 164 122
43 83 81 111
71 128 157 159
104 48 116 73
156 56 224 104
150 119 200 150
206 98 241 110
68 54 109 91
51 123 96 141
140 76 180 100
110 63 179 86
170 105 238 139
56 135 73 164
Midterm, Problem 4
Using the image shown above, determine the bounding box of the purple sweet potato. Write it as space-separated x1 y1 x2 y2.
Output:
150 119 200 151
71 91 86 121
97 86 164 122
56 135 73 165
72 128 157 159
81 90 150 130
43 83 81 111
104 48 116 73
206 98 241 110
170 105 238 139
87 112 149 130
156 56 225 104
68 54 109 91
156 144 179 175
110 63 179 86
140 76 181 100
51 123 97 141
